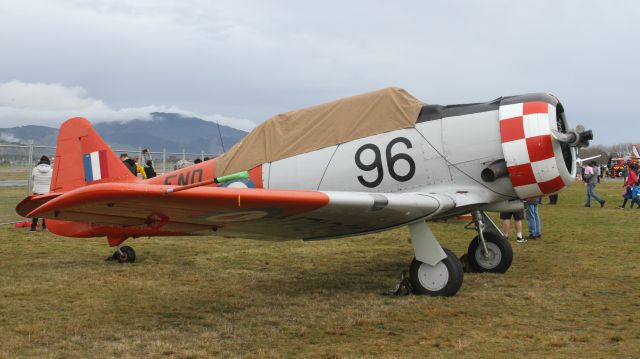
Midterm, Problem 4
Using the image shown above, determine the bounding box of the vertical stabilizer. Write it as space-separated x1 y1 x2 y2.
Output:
50 117 137 193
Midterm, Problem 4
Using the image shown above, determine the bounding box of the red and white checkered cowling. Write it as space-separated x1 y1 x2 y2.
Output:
499 101 574 199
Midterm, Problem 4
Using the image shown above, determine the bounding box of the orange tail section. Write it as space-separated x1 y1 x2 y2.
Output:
51 117 137 193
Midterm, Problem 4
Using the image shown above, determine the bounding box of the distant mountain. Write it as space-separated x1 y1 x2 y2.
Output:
0 113 248 155
0 125 58 146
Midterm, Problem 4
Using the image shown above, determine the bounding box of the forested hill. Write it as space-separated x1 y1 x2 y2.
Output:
0 112 247 154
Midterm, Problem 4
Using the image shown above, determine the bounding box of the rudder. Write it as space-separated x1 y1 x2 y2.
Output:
51 117 137 193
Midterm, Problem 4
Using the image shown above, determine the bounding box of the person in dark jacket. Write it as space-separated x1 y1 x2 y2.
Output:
144 160 157 178
120 153 137 176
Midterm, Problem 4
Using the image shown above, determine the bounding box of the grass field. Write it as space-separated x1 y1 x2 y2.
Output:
0 182 638 358
0 168 30 181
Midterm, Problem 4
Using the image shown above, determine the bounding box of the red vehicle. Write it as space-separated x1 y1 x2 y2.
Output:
608 161 625 177
607 145 639 177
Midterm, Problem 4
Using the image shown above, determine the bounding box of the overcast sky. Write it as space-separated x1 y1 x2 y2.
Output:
0 0 638 144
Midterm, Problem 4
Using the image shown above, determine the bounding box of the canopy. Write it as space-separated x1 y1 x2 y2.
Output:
215 87 424 175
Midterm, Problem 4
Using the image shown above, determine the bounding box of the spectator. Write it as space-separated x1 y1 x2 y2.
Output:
622 164 629 184
631 181 640 209
500 210 525 243
133 156 147 179
203 157 211 161
584 161 605 207
194 158 202 164
595 163 601 183
175 159 193 170
525 197 542 240
548 194 558 205
141 148 155 177
144 159 157 178
120 153 137 176
620 164 638 209
30 155 53 231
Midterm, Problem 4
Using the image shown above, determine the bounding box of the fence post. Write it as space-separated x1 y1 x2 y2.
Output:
26 144 34 195
162 148 166 174
182 148 186 160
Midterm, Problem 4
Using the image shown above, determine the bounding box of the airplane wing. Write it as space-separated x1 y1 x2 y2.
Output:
25 183 456 240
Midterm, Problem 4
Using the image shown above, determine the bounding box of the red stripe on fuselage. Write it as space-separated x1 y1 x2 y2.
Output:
99 150 109 178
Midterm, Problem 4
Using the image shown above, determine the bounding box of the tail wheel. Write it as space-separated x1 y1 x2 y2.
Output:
409 248 463 297
467 232 512 273
116 246 136 263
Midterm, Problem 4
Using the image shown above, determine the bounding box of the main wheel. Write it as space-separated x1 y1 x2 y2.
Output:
115 246 136 263
409 248 463 297
467 232 512 273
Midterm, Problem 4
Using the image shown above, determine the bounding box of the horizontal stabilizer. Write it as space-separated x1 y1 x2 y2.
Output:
16 193 62 217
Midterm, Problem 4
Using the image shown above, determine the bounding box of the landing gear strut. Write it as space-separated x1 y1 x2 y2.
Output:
105 237 136 263
466 210 512 273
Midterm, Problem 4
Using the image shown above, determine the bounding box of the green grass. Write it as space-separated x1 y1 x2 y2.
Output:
0 182 638 358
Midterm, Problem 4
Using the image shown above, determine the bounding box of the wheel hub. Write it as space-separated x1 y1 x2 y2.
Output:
474 242 502 269
417 261 449 291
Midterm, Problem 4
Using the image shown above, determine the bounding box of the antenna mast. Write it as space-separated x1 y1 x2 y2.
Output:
216 121 226 154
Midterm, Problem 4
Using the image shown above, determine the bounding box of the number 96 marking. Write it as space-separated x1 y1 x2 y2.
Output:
355 137 416 188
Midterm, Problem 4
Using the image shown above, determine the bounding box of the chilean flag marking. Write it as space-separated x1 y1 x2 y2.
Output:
83 150 109 182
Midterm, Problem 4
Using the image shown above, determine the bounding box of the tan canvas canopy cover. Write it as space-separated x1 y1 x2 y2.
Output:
215 87 424 175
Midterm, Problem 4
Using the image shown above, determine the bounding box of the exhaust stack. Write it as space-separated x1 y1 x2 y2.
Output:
481 159 508 182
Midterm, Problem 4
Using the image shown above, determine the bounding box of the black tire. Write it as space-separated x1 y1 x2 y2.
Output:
409 248 463 297
116 246 136 263
467 232 512 273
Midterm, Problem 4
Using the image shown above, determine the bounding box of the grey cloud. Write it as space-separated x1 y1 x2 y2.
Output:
0 81 255 130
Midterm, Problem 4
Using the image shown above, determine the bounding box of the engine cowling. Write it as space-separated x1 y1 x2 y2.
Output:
498 94 577 199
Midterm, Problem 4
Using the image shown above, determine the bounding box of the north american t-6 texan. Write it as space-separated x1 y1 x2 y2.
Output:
17 87 592 296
